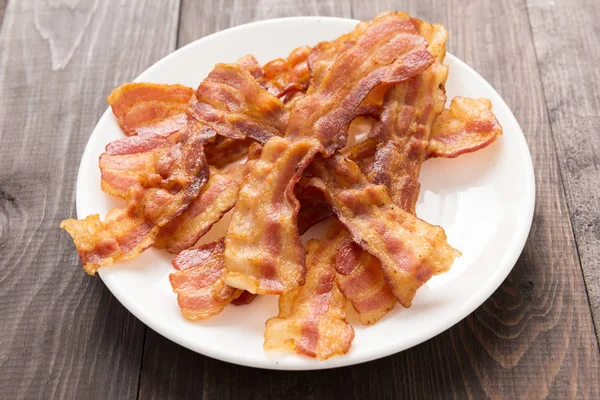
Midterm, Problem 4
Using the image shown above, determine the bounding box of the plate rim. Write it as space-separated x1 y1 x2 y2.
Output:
75 16 536 370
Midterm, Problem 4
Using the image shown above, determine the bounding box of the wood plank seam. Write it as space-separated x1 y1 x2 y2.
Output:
136 328 149 400
521 0 600 351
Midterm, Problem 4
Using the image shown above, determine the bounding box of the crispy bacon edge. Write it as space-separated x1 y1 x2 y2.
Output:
224 12 435 295
107 83 194 137
170 239 242 320
264 222 354 359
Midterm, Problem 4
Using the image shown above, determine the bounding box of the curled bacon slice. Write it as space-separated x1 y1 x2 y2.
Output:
428 97 502 158
61 122 212 274
336 242 395 324
204 137 254 168
261 46 311 100
99 133 173 199
225 137 318 294
107 83 194 137
61 208 155 275
190 64 288 143
295 182 334 234
154 162 249 254
264 223 354 359
225 12 434 295
170 239 241 320
307 21 368 89
334 23 450 322
236 55 264 79
311 152 460 307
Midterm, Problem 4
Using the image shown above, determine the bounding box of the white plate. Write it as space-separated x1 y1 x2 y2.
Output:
76 17 535 370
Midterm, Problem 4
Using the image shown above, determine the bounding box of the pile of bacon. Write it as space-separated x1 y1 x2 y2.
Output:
61 12 502 360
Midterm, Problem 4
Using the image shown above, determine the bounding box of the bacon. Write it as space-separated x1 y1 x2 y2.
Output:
428 97 503 158
264 223 354 359
261 46 311 99
170 239 242 320
370 24 449 213
60 208 155 275
236 55 264 79
225 137 317 294
61 121 213 274
154 162 249 254
333 23 450 322
204 137 254 168
225 13 434 295
107 83 194 137
189 64 288 143
336 242 395 324
99 132 175 199
310 152 460 307
307 22 368 89
295 182 334 234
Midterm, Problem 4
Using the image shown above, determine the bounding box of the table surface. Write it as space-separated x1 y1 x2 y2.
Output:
1 0 599 399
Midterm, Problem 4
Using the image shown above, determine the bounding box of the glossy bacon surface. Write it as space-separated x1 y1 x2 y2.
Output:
336 241 396 324
155 162 249 254
428 97 502 158
370 23 448 213
190 64 288 143
264 223 354 359
311 152 460 307
99 132 173 199
61 208 155 275
61 121 212 274
170 239 241 320
287 13 433 153
225 12 434 295
261 46 311 100
107 83 194 137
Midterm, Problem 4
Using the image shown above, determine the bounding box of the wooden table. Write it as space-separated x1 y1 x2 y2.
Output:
1 0 599 398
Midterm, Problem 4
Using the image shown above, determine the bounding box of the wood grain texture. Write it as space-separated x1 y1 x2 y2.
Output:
177 0 352 47
0 0 179 398
526 0 600 341
135 1 600 399
2 0 598 399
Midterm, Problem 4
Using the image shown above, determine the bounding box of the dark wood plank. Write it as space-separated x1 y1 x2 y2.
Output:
139 1 600 399
526 0 600 341
0 0 180 398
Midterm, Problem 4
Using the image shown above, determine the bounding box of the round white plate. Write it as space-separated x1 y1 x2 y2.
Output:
76 17 535 370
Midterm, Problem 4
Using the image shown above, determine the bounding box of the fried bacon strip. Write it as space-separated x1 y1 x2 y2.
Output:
107 83 194 137
264 223 354 359
335 242 395 324
154 162 249 254
310 152 460 307
341 96 504 163
99 132 173 199
370 23 448 212
225 12 434 295
301 22 447 323
307 21 368 90
170 239 242 320
428 96 502 158
61 121 212 274
204 137 254 168
61 208 155 275
189 64 288 143
261 46 311 100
